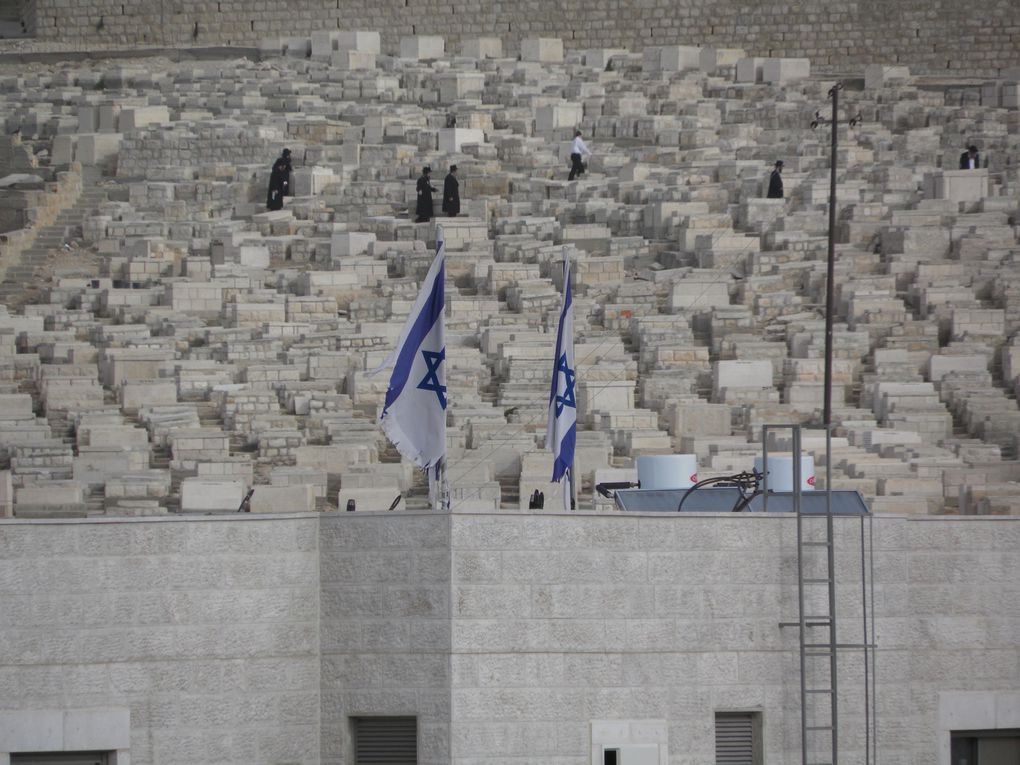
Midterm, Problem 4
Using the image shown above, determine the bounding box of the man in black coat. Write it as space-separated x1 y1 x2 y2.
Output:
766 160 784 199
266 148 292 210
959 145 980 169
415 166 437 222
442 165 460 217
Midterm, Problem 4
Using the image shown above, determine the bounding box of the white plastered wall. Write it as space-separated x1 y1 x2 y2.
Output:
0 707 130 764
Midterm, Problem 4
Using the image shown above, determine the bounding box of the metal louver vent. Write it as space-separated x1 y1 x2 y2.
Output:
715 712 755 764
353 716 418 764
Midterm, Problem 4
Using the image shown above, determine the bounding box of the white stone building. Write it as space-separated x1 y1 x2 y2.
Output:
0 510 1017 765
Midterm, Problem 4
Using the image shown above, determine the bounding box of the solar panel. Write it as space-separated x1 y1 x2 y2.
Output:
614 487 870 515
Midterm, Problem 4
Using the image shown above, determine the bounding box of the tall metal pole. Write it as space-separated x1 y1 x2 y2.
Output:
823 84 838 428
824 83 840 765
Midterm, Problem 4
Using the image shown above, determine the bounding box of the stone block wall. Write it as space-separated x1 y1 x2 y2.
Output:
319 513 451 765
0 515 322 765
24 0 1020 75
446 512 855 763
116 125 283 180
317 511 1020 764
0 512 1018 764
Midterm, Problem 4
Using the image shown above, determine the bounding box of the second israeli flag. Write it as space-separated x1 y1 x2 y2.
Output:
545 249 576 497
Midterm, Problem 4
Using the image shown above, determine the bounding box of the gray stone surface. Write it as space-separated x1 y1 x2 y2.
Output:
18 0 1020 76
1 32 1018 517
1 512 1018 763
0 515 321 765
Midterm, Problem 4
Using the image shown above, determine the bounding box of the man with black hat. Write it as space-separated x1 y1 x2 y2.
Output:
959 145 981 170
442 165 460 217
266 148 292 211
767 160 784 199
416 166 437 222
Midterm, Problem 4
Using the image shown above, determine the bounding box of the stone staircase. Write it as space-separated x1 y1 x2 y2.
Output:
0 0 27 38
0 184 108 308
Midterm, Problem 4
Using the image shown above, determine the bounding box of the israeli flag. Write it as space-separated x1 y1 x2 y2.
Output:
545 250 576 497
376 230 447 474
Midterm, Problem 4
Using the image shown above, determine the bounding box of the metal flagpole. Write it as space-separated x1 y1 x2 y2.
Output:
809 82 863 765
566 246 576 511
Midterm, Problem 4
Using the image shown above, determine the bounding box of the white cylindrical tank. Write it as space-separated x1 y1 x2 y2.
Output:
754 455 816 491
636 454 698 490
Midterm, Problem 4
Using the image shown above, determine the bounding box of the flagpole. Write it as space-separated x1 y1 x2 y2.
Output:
567 246 576 511
436 223 449 513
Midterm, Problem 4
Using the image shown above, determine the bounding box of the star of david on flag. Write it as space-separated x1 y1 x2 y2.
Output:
373 230 447 474
417 349 447 410
545 250 576 490
553 352 576 417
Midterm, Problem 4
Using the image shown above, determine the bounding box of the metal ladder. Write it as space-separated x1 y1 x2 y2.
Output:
762 424 838 765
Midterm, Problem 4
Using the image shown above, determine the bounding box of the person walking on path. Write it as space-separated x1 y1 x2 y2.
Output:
568 130 592 181
416 166 437 222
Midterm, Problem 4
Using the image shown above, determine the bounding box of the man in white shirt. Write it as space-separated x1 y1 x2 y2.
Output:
569 130 592 180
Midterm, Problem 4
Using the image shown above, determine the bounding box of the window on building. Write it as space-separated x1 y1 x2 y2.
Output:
352 716 417 765
951 729 1020 765
11 754 109 765
715 712 763 765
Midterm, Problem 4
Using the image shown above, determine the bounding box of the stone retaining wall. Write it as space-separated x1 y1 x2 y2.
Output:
0 512 1018 764
24 0 1020 76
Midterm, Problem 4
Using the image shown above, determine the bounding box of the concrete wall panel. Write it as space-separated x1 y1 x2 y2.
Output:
0 513 1017 764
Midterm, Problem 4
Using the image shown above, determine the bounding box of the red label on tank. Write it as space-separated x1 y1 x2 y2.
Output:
806 476 816 486
690 474 698 482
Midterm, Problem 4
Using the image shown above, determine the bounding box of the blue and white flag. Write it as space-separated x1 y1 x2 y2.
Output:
375 230 447 474
545 250 576 497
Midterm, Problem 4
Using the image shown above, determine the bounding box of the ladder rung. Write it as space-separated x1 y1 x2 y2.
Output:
805 651 832 657
806 643 836 648
807 725 833 731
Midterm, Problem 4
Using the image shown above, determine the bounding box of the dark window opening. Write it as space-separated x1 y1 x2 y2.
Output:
604 748 619 765
12 754 109 765
951 729 1020 765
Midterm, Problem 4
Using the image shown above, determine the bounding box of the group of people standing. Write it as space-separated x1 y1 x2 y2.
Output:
268 137 986 220
415 165 460 222
273 134 986 217
264 147 463 222
266 131 597 219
